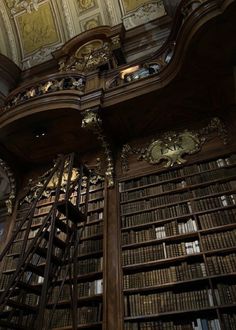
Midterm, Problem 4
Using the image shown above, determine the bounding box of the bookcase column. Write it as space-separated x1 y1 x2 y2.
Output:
103 183 123 330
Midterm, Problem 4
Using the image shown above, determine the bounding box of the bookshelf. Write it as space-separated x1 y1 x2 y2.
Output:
0 178 105 329
119 153 236 330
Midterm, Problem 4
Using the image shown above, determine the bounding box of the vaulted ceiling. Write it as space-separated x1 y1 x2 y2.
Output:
0 0 166 69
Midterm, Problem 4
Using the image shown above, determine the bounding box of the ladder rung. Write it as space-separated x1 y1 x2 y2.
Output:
6 299 37 313
57 201 86 223
43 231 67 249
55 218 73 234
25 263 49 277
16 280 42 295
0 319 27 329
35 246 63 265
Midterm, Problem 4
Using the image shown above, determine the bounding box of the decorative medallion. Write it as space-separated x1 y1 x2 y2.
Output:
121 117 228 171
146 131 202 167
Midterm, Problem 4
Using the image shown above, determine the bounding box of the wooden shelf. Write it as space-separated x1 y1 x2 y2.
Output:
123 273 236 294
48 294 102 307
52 322 102 330
121 204 236 231
119 163 236 193
122 252 203 272
122 231 198 250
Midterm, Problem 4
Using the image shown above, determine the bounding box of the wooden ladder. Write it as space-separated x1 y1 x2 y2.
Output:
0 153 90 330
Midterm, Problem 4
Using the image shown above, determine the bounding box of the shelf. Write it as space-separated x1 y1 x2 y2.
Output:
123 273 236 294
77 250 103 260
122 231 198 250
78 219 103 228
121 204 236 232
124 306 218 321
120 163 236 193
123 253 203 272
80 233 103 242
122 223 236 249
120 179 236 205
52 322 102 330
48 294 102 307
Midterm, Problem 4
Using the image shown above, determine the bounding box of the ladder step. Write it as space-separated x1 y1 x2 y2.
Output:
6 299 37 313
43 231 67 249
35 246 63 265
16 280 42 295
25 262 49 277
57 200 86 223
55 217 73 234
0 319 27 329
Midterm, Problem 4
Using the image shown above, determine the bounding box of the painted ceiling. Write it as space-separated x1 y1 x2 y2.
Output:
0 0 166 69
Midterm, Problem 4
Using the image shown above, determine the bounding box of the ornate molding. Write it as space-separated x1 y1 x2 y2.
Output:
21 45 62 70
0 158 16 215
6 0 40 15
122 1 166 30
61 0 76 39
0 6 19 64
81 110 114 188
121 117 228 171
2 75 85 111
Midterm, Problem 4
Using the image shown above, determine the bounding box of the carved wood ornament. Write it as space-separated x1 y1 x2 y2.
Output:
121 118 228 171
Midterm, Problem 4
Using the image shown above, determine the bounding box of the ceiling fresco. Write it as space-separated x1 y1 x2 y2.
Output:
0 0 166 69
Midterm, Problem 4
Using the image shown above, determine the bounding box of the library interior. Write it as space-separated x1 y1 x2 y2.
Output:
0 0 236 329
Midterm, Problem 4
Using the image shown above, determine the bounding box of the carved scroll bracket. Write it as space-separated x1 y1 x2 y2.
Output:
81 109 114 188
121 117 228 171
0 159 16 215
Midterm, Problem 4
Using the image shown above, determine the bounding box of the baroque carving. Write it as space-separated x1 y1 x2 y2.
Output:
122 1 166 30
22 155 80 204
121 118 228 171
3 75 85 110
0 158 16 215
6 0 39 15
59 40 112 73
81 110 114 188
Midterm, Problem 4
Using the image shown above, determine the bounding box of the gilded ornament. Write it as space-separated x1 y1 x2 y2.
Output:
82 110 114 188
146 131 202 167
121 117 227 171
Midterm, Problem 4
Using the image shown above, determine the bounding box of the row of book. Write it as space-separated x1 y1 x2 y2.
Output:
121 191 191 215
120 180 188 202
119 155 236 192
198 209 236 230
122 219 197 245
79 200 104 214
193 194 236 212
121 193 235 217
124 318 221 330
122 240 200 266
86 210 103 222
193 181 235 198
184 167 235 186
121 180 235 213
123 262 207 289
206 253 236 275
49 279 103 302
120 179 234 204
49 304 102 327
80 189 104 203
78 238 103 255
201 229 236 251
222 313 236 329
81 222 103 238
124 288 214 316
215 283 236 305
122 203 192 227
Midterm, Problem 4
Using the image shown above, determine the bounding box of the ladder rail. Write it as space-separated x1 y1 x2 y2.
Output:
0 157 63 263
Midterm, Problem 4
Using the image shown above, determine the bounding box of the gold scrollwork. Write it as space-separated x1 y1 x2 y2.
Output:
121 117 227 171
82 110 114 188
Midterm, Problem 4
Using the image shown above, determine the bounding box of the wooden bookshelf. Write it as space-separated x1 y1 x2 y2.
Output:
119 153 236 330
0 178 105 329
